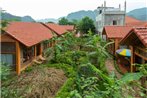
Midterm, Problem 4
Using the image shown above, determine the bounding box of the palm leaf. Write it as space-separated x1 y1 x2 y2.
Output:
120 72 144 84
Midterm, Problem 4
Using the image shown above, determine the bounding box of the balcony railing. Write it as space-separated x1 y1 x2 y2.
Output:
135 47 147 59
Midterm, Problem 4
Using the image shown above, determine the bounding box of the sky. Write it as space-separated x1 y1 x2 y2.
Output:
0 0 147 20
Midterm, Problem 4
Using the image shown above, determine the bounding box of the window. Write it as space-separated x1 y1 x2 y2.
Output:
102 35 106 41
0 54 16 66
99 10 102 14
1 42 16 53
113 20 117 25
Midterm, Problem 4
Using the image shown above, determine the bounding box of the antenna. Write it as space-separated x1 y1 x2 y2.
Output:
104 1 106 11
124 1 126 12
104 1 106 7
119 4 121 10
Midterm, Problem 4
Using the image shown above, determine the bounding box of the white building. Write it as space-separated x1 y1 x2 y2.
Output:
96 1 126 35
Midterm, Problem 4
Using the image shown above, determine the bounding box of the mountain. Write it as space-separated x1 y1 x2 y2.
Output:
3 7 146 23
37 10 98 23
21 16 35 22
37 7 146 23
1 12 20 21
127 7 147 21
66 10 98 21
1 12 35 22
37 18 58 23
66 7 147 22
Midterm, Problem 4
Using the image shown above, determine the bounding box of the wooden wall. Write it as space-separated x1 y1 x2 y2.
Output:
1 34 16 42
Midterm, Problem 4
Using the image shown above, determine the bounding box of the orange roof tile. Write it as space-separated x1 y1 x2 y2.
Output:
125 16 141 23
60 25 75 31
103 26 132 39
125 16 147 27
120 27 147 47
45 23 67 35
134 28 147 47
5 22 53 47
126 21 147 27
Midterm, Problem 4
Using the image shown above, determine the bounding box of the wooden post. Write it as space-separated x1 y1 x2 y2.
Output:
16 41 21 75
115 39 119 56
130 45 134 72
40 43 42 55
34 45 36 58
142 59 145 64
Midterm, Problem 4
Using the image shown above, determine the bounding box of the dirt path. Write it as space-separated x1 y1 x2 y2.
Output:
105 58 122 79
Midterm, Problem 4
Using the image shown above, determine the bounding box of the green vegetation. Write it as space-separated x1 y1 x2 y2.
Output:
1 21 146 97
77 17 96 34
43 31 146 98
0 63 12 81
58 17 75 25
58 16 96 35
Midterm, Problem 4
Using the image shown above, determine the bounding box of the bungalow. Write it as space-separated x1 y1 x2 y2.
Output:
102 16 147 56
120 27 147 72
102 26 132 55
0 22 53 75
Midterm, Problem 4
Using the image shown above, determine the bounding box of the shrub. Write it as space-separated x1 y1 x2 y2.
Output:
56 51 87 66
0 63 12 81
46 63 76 78
55 78 76 98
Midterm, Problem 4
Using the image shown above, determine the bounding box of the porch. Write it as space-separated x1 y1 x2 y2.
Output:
20 55 45 72
116 46 147 73
18 43 44 73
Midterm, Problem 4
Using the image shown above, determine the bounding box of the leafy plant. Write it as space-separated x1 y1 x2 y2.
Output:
0 63 12 81
56 78 76 98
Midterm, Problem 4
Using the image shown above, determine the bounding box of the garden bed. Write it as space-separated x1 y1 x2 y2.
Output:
1 65 67 98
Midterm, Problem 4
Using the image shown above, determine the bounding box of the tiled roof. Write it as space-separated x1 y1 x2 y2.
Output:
125 16 141 23
120 27 147 47
103 26 132 39
134 28 147 47
5 22 53 47
45 23 67 35
125 16 147 27
60 25 75 31
126 21 147 27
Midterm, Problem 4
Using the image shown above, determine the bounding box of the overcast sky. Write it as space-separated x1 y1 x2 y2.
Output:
0 0 147 20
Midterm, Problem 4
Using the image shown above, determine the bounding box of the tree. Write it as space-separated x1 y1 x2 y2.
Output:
1 10 9 33
58 17 75 25
77 17 96 34
58 17 70 25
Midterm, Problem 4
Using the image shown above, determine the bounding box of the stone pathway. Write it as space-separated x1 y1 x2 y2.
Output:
105 58 122 79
